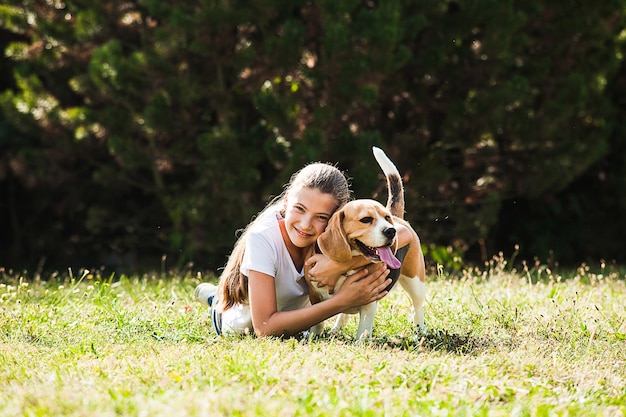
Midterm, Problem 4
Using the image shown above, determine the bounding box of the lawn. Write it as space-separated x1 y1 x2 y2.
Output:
1 257 625 416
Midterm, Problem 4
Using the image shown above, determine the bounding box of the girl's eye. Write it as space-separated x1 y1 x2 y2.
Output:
360 216 373 224
317 215 330 222
294 206 305 213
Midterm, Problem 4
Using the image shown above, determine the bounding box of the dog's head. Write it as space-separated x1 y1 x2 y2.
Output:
318 199 401 268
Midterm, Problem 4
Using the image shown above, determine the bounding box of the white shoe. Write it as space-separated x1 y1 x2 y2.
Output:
194 283 217 307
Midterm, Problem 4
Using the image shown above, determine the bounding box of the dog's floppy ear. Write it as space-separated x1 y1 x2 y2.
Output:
318 209 353 262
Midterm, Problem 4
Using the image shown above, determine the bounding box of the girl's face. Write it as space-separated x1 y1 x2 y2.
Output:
283 187 338 248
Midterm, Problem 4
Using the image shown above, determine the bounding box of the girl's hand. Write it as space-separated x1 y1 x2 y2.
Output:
305 254 371 294
334 263 391 309
304 254 344 294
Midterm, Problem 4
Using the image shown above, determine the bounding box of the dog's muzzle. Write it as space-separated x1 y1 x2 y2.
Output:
383 227 396 241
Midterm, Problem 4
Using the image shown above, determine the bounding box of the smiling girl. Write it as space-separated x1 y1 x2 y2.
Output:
196 162 394 337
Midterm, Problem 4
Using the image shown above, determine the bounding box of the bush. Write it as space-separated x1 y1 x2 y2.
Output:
0 1 625 270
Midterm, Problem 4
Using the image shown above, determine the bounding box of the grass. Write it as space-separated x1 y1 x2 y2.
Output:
1 257 625 417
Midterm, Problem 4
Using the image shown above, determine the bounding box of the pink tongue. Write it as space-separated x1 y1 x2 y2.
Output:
378 247 401 269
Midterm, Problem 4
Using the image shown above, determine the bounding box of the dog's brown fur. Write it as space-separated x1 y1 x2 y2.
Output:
304 147 426 338
304 199 424 302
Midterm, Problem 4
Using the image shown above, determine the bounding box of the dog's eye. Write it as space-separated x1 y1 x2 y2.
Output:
360 217 374 224
385 215 392 222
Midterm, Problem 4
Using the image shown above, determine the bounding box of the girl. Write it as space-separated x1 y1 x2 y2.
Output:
196 162 405 337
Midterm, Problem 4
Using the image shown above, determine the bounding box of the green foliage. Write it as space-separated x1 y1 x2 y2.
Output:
0 1 626 269
424 244 465 275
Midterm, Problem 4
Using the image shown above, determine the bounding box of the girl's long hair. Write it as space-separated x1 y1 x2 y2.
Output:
216 162 350 311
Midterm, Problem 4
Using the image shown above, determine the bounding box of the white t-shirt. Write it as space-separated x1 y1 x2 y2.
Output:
220 210 311 335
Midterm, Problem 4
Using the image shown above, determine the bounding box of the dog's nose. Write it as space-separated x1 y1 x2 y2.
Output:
383 227 396 240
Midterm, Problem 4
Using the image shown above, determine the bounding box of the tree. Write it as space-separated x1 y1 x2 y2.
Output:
0 1 625 270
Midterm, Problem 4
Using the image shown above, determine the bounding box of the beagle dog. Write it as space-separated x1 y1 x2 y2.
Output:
304 147 426 339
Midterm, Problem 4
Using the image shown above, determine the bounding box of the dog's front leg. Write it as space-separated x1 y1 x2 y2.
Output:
355 302 378 340
330 313 350 334
310 321 325 336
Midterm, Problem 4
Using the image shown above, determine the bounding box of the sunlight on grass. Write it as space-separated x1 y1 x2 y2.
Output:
0 260 625 416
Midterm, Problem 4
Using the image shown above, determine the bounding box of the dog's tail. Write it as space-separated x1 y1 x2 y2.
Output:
372 146 405 219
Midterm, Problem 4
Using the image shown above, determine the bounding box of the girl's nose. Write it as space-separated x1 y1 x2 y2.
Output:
300 215 313 230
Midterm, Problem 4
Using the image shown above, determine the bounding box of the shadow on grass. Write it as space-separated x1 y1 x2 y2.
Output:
305 327 493 355
387 328 490 355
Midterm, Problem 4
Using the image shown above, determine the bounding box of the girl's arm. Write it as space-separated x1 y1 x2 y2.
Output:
304 222 413 293
248 263 391 337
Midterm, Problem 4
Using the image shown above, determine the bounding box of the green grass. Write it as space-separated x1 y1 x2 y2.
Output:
1 258 625 416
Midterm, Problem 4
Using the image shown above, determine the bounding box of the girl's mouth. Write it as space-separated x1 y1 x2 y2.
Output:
294 226 313 238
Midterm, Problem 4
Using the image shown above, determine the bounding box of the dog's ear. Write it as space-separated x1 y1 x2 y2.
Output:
318 210 353 262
